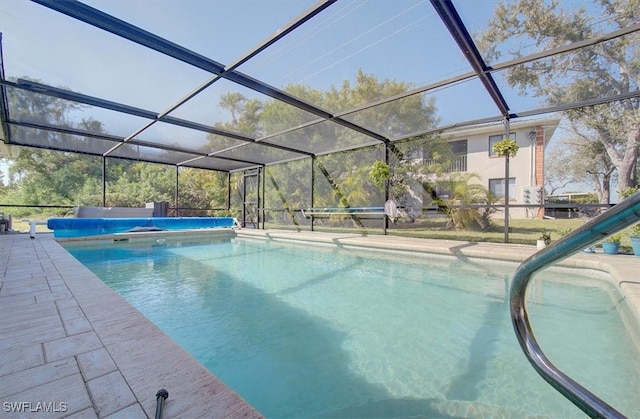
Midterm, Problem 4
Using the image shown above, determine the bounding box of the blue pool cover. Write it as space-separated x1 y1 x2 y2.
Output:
47 217 237 238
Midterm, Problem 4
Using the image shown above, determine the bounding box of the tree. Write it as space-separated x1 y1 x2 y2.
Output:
178 167 228 215
545 133 615 204
213 69 441 219
105 159 175 208
0 79 107 213
435 172 497 230
479 0 640 192
218 91 246 127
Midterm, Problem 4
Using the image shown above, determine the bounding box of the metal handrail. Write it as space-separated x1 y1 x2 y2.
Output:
510 192 640 418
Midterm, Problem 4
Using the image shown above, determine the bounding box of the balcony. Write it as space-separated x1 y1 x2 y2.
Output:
424 155 467 173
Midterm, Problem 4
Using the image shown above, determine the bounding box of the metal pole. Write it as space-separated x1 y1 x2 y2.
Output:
242 171 247 228
227 172 231 213
310 157 315 232
102 156 106 207
260 166 265 229
175 166 179 217
154 389 168 419
503 119 510 243
504 154 510 243
383 144 389 235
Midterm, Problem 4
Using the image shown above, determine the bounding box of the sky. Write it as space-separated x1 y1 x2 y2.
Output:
0 0 609 194
0 0 534 126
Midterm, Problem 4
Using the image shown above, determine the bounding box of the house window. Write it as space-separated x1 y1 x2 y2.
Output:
489 133 516 157
450 139 467 155
489 178 516 200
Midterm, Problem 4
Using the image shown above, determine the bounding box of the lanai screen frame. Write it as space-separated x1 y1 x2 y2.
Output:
0 0 639 232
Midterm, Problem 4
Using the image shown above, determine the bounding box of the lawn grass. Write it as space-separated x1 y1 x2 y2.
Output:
265 217 586 244
387 218 586 245
267 216 637 249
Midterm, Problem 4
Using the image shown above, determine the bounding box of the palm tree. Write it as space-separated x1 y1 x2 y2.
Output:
436 172 497 231
218 92 246 128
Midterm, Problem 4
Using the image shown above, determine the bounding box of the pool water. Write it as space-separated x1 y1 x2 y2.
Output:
64 236 640 418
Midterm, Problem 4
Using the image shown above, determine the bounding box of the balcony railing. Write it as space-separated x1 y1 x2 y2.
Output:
424 155 467 173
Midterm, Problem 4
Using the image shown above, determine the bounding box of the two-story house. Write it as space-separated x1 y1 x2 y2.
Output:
405 118 560 220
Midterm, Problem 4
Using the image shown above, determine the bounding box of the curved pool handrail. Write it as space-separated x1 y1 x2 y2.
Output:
510 192 640 418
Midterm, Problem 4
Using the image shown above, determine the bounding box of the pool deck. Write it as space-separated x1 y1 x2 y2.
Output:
1 229 639 418
0 232 261 418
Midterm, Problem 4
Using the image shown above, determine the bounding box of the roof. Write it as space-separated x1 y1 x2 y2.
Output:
0 0 637 172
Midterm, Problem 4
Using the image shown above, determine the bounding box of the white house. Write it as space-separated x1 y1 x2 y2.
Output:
407 118 560 220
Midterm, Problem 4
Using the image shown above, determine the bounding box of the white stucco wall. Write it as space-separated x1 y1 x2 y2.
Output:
440 118 559 219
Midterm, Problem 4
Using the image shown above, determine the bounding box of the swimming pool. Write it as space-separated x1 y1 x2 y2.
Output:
63 235 640 418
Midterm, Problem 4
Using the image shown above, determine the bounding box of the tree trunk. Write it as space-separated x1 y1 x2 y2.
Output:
597 126 639 193
602 172 611 205
590 173 605 204
617 144 638 192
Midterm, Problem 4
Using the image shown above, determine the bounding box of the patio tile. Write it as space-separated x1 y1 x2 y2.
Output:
76 348 117 381
94 316 165 347
63 316 93 336
103 333 169 375
49 285 72 296
35 289 73 302
0 280 50 297
171 376 256 419
86 371 137 417
4 373 92 418
59 305 85 322
0 326 67 353
64 407 99 419
0 343 44 376
4 265 44 278
0 358 79 399
103 403 146 419
54 297 79 310
0 303 66 352
0 300 57 325
47 279 67 290
44 331 103 362
0 294 36 309
72 290 130 315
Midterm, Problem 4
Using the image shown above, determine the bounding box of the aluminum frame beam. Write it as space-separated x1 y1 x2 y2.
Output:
5 119 263 170
9 79 313 158
32 0 391 147
15 0 639 173
430 0 510 118
0 35 13 144
31 0 226 74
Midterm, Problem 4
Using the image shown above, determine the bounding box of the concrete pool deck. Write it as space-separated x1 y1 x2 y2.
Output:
0 232 261 418
1 230 639 418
